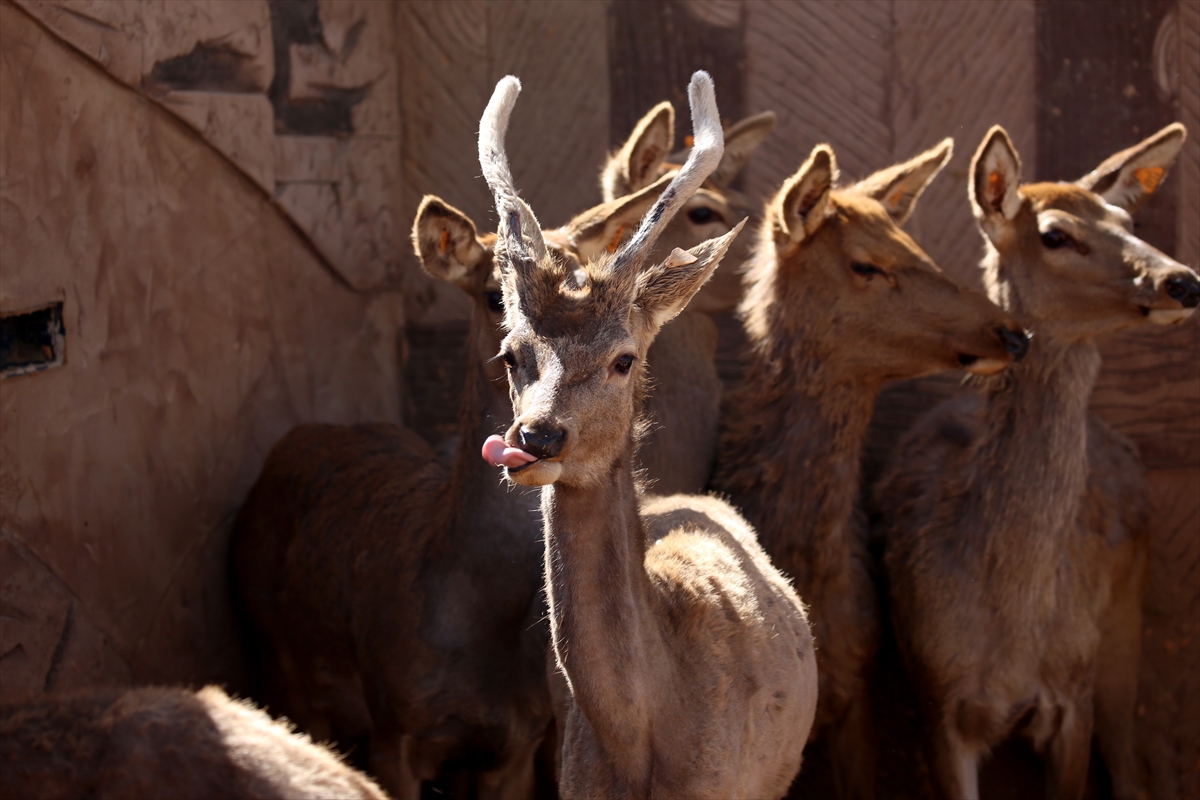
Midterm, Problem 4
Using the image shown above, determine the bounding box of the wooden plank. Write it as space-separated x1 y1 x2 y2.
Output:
1179 0 1200 270
891 0 1037 291
491 0 610 228
609 0 746 154
744 0 892 204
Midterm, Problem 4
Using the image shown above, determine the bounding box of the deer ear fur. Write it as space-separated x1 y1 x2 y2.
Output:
564 174 674 263
856 138 953 225
413 196 489 292
774 145 837 243
601 102 675 201
969 126 1023 241
634 219 746 336
1076 122 1186 212
709 110 776 188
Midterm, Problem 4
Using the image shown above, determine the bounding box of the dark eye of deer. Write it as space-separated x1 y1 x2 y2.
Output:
1040 229 1072 249
503 351 517 370
851 262 886 279
687 206 722 225
485 291 504 312
613 354 634 374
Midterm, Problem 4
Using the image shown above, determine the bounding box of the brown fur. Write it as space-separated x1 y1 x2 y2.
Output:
875 124 1195 800
482 72 818 799
0 686 387 800
712 140 1027 799
600 103 776 495
230 183 683 800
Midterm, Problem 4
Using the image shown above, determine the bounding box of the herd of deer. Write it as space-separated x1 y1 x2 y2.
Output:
3 71 1198 800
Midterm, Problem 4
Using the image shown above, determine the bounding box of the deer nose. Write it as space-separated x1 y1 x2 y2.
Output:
1165 274 1200 308
518 424 566 460
998 327 1029 362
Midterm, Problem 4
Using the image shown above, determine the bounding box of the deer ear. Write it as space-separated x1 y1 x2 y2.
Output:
1076 122 1185 212
634 219 746 335
602 101 675 201
856 138 952 224
773 145 837 243
413 196 490 292
564 173 673 262
970 126 1023 240
709 110 776 188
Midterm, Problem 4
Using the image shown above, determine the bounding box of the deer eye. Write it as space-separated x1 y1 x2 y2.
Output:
502 350 517 370
687 206 724 225
851 262 886 279
613 354 635 375
1040 229 1073 250
484 291 504 313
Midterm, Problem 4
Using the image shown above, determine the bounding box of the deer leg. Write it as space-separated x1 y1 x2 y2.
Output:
1093 537 1148 800
830 692 876 800
1044 701 1093 800
930 722 979 800
369 729 421 800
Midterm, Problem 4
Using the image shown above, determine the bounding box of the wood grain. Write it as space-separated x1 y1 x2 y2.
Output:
744 0 893 204
891 0 1037 290
1178 0 1199 270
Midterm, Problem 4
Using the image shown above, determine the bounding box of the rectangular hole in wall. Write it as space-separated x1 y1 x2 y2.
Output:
1 303 65 379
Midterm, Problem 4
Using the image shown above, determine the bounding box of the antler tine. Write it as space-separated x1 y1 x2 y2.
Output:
614 71 724 273
478 76 548 269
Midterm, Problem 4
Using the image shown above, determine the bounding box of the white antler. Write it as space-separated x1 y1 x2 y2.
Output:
479 75 547 268
614 71 725 273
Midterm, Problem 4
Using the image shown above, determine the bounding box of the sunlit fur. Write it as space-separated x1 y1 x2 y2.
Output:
0 686 387 800
485 73 818 798
713 139 1026 800
877 123 1197 800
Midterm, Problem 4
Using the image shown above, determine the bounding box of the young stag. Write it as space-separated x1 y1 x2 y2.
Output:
876 123 1198 800
231 182 673 800
711 140 1030 799
600 102 776 494
0 686 387 800
480 72 817 799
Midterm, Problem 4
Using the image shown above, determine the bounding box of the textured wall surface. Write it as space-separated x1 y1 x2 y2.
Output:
0 1 403 699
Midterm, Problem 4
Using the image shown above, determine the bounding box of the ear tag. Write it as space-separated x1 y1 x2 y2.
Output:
1134 166 1164 193
606 224 625 254
685 135 695 148
439 229 450 256
663 248 698 269
889 188 906 207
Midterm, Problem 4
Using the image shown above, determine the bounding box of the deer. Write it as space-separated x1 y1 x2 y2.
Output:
0 685 387 799
874 122 1198 800
230 179 678 800
598 102 776 494
479 71 818 799
709 138 1030 799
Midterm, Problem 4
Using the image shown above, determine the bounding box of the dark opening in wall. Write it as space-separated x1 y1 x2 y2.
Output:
1 304 65 379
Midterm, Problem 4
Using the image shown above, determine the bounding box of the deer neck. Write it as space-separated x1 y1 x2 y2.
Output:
721 329 877 580
540 439 660 778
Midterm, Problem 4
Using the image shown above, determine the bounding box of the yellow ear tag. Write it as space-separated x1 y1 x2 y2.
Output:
606 224 625 254
988 171 1003 196
1134 166 1164 193
685 135 694 148
438 228 450 256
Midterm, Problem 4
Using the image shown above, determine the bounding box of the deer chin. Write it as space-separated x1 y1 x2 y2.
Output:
506 460 562 486
962 356 1011 377
1145 307 1196 326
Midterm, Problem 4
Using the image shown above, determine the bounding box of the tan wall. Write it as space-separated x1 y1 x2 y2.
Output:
0 1 403 699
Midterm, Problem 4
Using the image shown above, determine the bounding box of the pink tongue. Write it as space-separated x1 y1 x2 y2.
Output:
482 435 538 468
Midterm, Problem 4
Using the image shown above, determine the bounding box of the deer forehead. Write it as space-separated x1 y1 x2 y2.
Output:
830 194 936 269
1026 183 1129 228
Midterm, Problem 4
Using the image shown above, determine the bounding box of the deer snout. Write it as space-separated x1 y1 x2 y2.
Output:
1165 274 1200 309
518 424 566 460
997 326 1030 362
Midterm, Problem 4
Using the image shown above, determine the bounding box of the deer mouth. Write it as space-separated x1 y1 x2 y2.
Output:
1142 306 1196 326
482 435 538 470
958 354 1011 376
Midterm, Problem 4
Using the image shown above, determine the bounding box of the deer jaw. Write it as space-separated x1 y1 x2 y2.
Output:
973 124 1199 342
742 142 1029 388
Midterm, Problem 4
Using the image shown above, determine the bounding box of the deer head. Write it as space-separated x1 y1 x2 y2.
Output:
971 123 1199 339
741 139 1029 384
600 102 776 314
479 72 743 488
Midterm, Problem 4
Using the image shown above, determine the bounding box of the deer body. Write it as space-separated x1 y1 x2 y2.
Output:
876 124 1198 800
0 686 388 800
480 73 817 798
713 140 1029 799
